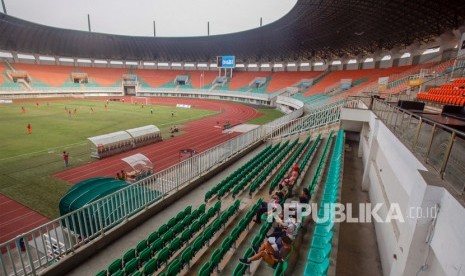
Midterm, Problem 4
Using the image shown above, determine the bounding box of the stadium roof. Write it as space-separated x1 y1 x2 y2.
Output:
1 0 464 62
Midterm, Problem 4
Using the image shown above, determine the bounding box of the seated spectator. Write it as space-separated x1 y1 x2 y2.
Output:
299 188 310 204
293 164 300 174
121 170 127 181
116 172 121 180
268 215 298 241
239 236 292 268
278 178 290 191
254 191 284 224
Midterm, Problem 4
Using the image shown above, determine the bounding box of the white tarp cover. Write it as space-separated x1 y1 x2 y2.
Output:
88 131 132 147
121 153 153 171
125 125 160 138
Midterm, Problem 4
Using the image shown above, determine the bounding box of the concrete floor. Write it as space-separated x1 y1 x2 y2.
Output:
335 140 383 276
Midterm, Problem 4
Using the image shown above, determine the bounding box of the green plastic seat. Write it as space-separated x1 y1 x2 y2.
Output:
132 272 142 276
162 230 173 246
169 237 181 253
221 237 232 253
180 247 193 267
107 258 122 275
180 229 192 244
214 201 221 212
147 231 159 245
232 263 246 276
251 235 262 249
138 247 152 266
198 204 206 214
136 239 147 254
184 206 192 216
212 220 221 233
122 248 136 264
209 248 222 267
274 261 283 276
190 221 200 233
198 213 209 227
205 190 213 201
175 211 185 223
172 223 183 236
307 247 331 264
167 217 177 228
124 258 138 275
219 212 229 225
304 258 329 276
112 270 123 276
207 207 217 219
198 261 211 276
158 224 168 236
151 238 163 255
231 228 241 243
191 209 201 220
193 236 204 253
95 270 106 276
166 259 181 276
180 215 191 228
203 227 213 241
157 248 170 267
143 259 157 276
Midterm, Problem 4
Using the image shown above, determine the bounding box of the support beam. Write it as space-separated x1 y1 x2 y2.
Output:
1 0 6 14
87 14 91 32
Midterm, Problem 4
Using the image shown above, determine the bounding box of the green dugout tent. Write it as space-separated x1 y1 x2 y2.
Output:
59 177 159 238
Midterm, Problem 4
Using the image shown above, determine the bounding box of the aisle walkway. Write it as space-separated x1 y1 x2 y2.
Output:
335 140 382 276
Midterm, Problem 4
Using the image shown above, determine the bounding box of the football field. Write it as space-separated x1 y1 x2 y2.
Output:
0 98 218 218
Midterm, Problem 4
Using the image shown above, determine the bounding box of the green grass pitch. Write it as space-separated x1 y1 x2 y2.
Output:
0 99 283 219
0 99 218 218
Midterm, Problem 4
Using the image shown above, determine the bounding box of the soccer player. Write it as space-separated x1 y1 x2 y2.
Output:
21 106 26 114
63 151 69 167
26 123 31 134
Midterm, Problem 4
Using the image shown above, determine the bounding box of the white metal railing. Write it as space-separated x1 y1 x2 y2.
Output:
0 99 304 276
266 99 347 140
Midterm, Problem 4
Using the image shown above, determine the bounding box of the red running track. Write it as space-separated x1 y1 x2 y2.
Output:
0 194 49 244
55 97 261 184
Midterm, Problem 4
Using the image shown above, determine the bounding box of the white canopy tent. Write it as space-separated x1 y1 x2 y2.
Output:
88 131 133 158
87 125 162 159
121 153 154 181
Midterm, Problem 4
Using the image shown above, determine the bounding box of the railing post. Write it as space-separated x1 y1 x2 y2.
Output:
412 119 423 151
425 124 437 163
440 132 455 178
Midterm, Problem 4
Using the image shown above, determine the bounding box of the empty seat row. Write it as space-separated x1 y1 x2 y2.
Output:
98 205 194 276
158 200 238 276
233 143 286 197
308 132 334 195
197 198 263 275
221 143 287 198
299 134 321 171
204 144 276 201
268 137 311 193
140 202 221 276
304 130 344 276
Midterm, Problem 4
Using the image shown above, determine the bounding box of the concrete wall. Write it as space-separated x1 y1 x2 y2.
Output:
347 109 465 276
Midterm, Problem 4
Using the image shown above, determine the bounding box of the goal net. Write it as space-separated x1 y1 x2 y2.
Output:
130 96 150 105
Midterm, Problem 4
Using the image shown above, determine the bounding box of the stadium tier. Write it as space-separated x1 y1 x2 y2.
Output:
416 78 465 106
265 71 322 93
135 69 185 88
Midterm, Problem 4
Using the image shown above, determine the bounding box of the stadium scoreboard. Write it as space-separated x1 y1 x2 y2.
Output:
217 56 235 68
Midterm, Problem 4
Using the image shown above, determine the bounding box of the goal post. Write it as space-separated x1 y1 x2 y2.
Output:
130 96 150 105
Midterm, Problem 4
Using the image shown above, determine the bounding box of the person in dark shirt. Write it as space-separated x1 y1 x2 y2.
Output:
299 188 310 204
